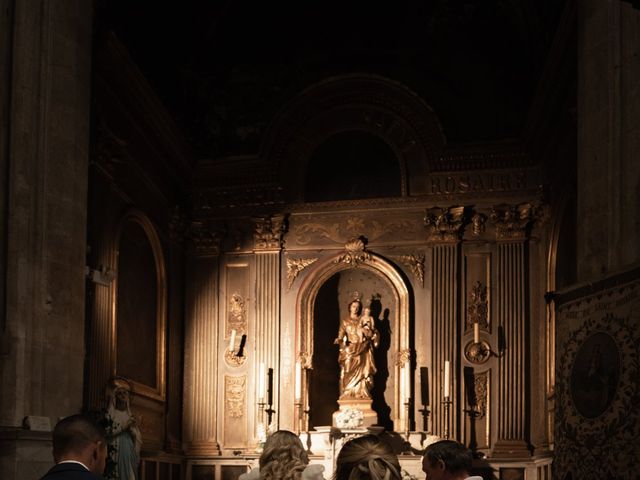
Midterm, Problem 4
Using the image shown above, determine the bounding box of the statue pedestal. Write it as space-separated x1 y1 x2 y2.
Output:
332 398 378 428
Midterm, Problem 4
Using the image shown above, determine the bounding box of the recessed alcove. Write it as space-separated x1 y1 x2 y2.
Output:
308 265 398 430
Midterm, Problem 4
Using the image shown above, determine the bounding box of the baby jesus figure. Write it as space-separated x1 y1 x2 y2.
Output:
358 306 376 341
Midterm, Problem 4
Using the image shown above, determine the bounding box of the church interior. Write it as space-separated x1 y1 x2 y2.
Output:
1 1 639 479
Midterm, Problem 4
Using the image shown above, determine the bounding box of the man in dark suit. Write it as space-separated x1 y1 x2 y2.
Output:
41 414 108 480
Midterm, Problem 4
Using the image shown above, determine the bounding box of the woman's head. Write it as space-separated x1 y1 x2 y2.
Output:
348 300 363 316
259 430 309 480
334 435 401 480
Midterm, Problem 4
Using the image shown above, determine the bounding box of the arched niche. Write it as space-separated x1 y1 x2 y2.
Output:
261 74 446 202
111 209 167 401
296 251 410 430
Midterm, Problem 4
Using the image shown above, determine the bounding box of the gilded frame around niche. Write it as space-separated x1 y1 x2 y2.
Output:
110 209 167 401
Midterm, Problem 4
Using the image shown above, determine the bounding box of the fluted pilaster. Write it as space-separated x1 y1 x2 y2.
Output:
183 227 222 455
492 203 530 457
253 215 285 426
431 243 459 437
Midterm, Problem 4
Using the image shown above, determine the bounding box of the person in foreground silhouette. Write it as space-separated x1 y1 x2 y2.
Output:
421 440 482 480
41 414 107 480
239 430 324 480
334 434 401 480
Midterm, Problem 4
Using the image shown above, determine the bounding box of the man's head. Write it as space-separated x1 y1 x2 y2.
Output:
422 440 473 480
52 414 108 475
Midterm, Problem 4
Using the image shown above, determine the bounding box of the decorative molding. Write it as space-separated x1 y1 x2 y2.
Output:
396 348 411 367
471 212 487 236
466 281 489 331
490 203 535 239
394 253 425 287
286 257 318 290
224 348 247 367
225 375 246 418
292 216 420 246
227 293 247 337
253 214 287 250
186 220 224 256
474 371 489 419
424 206 465 242
334 236 372 267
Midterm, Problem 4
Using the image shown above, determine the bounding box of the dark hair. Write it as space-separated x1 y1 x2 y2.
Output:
423 440 472 475
334 435 401 480
259 430 309 480
52 414 106 460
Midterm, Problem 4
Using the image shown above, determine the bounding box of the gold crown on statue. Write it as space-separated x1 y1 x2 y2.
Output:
350 291 362 302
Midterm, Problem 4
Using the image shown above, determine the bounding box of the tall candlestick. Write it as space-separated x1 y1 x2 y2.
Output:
444 360 450 398
295 361 302 400
473 323 480 344
229 329 237 353
420 367 429 406
267 368 274 406
404 365 411 402
258 362 266 401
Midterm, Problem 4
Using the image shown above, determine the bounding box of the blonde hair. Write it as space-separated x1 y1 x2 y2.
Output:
334 435 401 480
259 430 309 480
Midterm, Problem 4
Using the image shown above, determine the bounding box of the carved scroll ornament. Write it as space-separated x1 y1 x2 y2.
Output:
394 253 425 287
225 376 246 418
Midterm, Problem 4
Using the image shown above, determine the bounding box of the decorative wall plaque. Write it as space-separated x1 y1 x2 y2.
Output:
466 281 489 331
253 214 286 250
225 375 246 418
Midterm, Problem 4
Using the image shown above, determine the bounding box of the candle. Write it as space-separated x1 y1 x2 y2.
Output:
267 368 274 405
229 329 236 353
258 363 266 401
420 367 429 406
444 360 450 398
473 323 480 344
295 362 302 400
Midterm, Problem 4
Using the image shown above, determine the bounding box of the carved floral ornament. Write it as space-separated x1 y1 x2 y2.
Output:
334 236 372 267
489 202 547 239
466 281 489 330
253 214 287 250
393 253 425 287
225 375 246 418
286 257 318 290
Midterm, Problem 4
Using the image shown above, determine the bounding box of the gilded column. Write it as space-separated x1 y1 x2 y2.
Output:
491 203 531 457
425 206 464 438
183 222 223 455
253 215 286 427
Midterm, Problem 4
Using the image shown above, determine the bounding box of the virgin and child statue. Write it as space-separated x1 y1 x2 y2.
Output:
334 297 380 399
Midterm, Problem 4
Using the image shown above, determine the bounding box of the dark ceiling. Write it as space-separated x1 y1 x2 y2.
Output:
97 0 566 161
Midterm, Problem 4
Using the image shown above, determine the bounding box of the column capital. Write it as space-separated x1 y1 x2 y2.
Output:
424 206 465 242
253 214 287 251
490 203 534 240
187 220 225 257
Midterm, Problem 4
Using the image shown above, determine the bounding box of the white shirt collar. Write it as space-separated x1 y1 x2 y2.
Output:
57 460 90 471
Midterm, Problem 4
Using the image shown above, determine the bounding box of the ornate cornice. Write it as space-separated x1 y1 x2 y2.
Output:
334 236 372 267
424 206 465 242
286 257 318 290
253 214 287 251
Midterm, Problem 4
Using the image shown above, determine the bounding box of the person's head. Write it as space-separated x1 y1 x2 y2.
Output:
52 414 108 475
259 430 309 480
421 440 473 480
109 377 133 411
334 434 401 480
349 300 363 316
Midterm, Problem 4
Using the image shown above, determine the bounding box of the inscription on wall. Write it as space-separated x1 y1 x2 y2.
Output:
429 172 528 195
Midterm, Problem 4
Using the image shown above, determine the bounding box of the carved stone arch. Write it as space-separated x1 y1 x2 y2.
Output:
111 208 167 401
295 250 411 425
261 74 446 202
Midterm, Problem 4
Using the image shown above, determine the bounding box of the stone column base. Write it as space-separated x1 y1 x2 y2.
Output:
185 439 221 456
332 399 378 428
491 439 531 459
